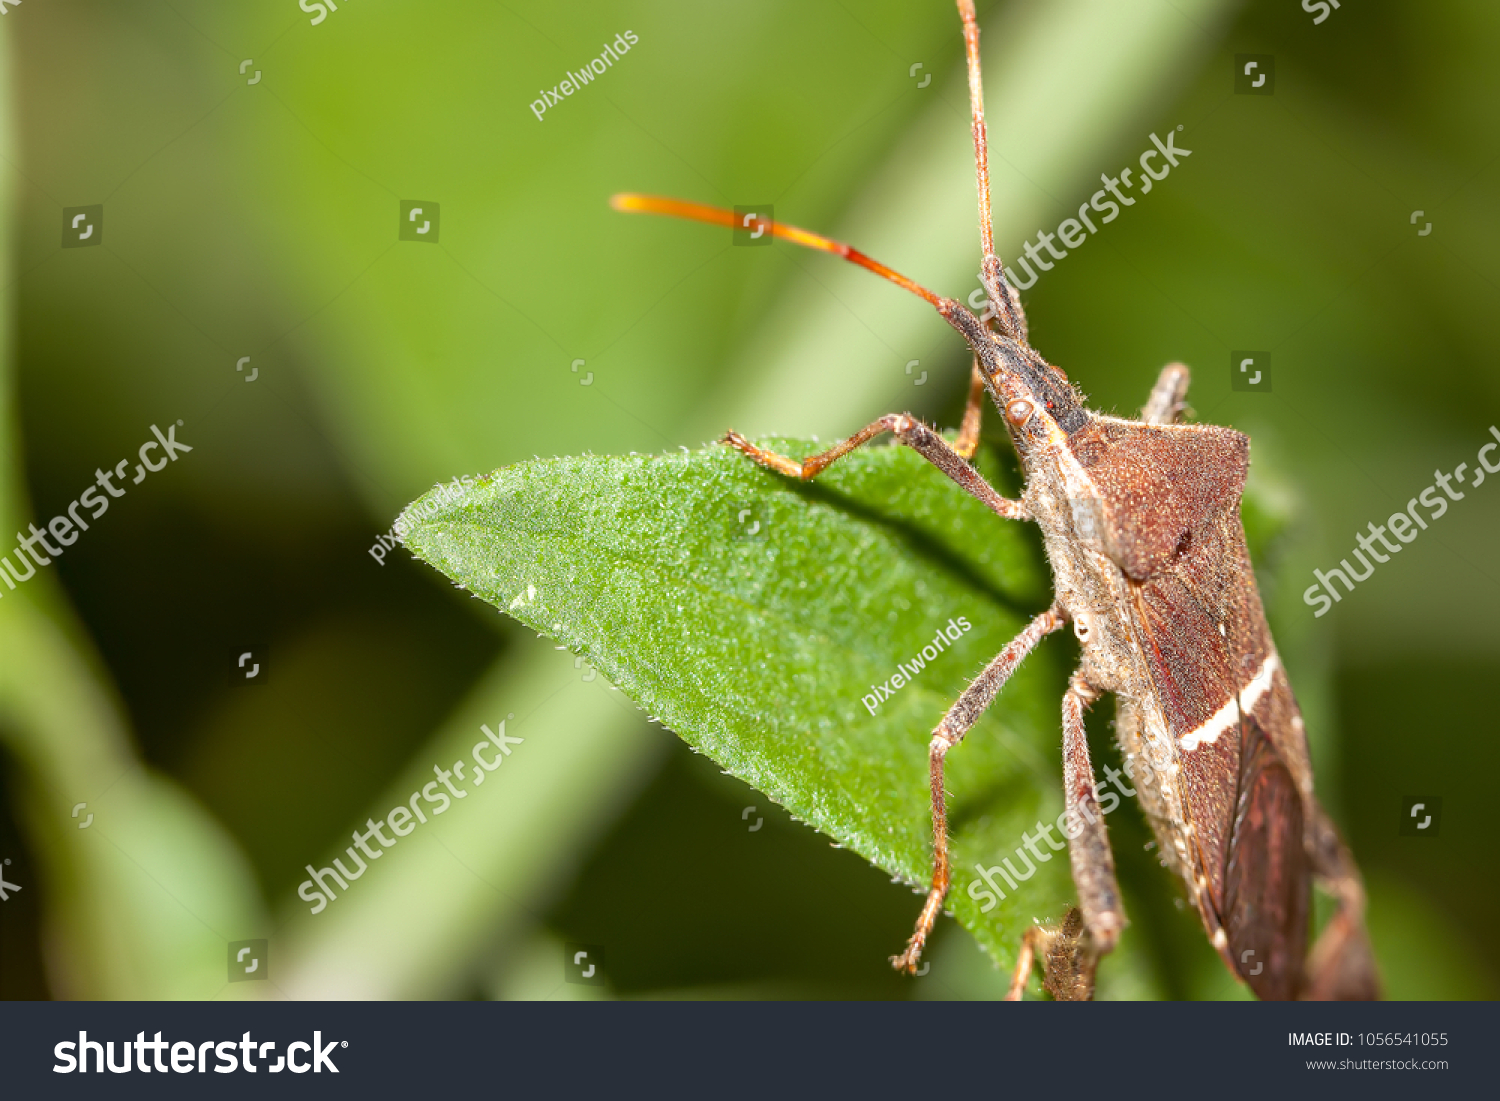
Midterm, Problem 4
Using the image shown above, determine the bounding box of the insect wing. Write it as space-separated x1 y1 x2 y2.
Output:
1222 712 1310 999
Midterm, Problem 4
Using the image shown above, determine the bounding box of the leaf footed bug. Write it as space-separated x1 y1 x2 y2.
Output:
611 0 1378 1000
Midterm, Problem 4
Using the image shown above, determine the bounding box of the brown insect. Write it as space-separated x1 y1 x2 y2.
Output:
612 0 1378 1000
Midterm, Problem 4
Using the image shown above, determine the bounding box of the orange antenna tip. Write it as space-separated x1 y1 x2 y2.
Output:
610 193 733 228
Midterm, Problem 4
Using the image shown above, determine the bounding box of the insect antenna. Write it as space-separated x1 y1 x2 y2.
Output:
609 193 945 309
957 0 1027 346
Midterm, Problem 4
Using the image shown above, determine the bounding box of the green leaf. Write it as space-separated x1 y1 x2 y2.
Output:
399 437 1081 968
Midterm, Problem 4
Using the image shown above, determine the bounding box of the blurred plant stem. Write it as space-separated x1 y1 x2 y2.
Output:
276 645 665 998
0 23 265 999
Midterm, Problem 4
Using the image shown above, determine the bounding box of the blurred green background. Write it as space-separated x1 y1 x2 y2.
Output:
0 0 1496 1000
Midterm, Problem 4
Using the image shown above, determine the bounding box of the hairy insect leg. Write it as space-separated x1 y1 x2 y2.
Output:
952 356 988 460
998 678 1120 1000
891 607 1064 974
1301 806 1381 1000
1061 672 1126 956
1005 907 1097 1001
957 0 1027 346
1141 362 1191 425
723 413 1029 522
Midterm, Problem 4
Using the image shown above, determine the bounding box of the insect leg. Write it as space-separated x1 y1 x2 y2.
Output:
1061 671 1126 957
1006 924 1041 1000
1006 906 1096 1001
891 606 1064 974
1141 362 1191 425
1301 804 1381 999
723 414 1029 522
957 0 1028 347
951 355 987 460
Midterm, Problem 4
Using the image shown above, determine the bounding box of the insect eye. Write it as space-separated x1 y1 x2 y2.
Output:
1004 399 1033 425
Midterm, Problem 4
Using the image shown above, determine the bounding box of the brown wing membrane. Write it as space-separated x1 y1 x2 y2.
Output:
1128 512 1260 915
1223 715 1311 1000
1109 426 1308 999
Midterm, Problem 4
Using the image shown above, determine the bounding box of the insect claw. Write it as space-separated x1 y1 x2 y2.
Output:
890 936 926 975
